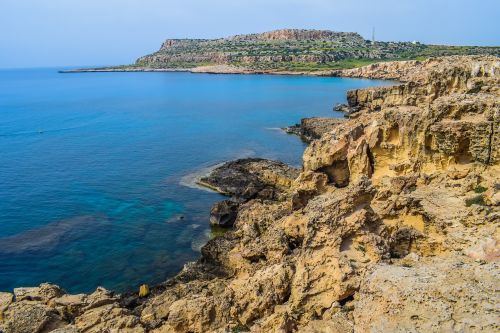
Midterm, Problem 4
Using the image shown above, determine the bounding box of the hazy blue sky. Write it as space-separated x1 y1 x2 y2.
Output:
1 0 499 68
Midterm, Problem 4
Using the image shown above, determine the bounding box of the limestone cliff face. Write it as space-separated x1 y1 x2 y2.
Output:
306 56 500 184
1 56 499 333
138 29 371 69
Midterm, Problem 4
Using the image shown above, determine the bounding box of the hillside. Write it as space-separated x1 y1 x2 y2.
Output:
132 29 500 72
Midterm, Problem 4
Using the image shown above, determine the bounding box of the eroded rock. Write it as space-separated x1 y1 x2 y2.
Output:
354 256 500 332
283 117 346 143
210 200 240 227
4 55 499 333
198 158 299 201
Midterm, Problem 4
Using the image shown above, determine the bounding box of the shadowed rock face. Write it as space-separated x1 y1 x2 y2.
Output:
2 56 499 333
209 200 239 228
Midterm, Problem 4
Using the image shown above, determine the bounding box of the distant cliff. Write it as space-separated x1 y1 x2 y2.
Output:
134 29 500 72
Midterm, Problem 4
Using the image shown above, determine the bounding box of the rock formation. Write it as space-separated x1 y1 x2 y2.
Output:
197 158 300 201
134 29 500 72
1 55 499 333
283 117 346 143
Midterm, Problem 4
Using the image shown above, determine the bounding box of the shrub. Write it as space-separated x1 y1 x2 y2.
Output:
474 185 487 193
465 195 485 207
232 324 250 332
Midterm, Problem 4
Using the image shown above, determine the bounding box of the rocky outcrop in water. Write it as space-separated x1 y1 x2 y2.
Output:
283 117 346 143
197 158 300 201
2 55 499 333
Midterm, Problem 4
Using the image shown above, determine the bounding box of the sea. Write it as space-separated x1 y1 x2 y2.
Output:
0 68 392 293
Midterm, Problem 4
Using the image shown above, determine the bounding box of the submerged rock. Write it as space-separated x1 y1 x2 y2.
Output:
0 215 108 255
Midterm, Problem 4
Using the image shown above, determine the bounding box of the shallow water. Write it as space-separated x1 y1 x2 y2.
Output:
0 68 392 293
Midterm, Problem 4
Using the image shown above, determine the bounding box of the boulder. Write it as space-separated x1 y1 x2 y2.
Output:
210 200 239 227
0 302 66 333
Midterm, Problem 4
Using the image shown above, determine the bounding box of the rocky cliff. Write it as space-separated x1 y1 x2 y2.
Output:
134 29 500 72
1 55 499 333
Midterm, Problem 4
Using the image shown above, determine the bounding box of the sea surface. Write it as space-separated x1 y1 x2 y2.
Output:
0 68 392 293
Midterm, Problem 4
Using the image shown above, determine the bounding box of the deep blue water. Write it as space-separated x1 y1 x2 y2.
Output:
0 68 391 293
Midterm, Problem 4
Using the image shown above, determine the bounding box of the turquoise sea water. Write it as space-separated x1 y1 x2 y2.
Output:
0 68 392 293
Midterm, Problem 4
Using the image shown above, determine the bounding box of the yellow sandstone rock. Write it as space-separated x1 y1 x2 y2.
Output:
2 55 498 333
139 284 150 298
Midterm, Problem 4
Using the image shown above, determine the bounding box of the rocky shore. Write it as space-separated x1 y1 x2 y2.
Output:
59 65 335 76
197 158 300 201
2 55 499 333
282 117 346 143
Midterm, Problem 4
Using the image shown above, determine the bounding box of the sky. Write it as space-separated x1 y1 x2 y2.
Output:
1 0 499 68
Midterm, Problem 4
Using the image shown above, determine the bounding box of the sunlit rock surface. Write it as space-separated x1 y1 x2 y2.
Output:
1 55 499 333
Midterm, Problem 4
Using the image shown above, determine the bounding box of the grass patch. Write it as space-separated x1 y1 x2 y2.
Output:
236 58 388 72
407 185 417 193
465 195 485 207
210 226 229 238
341 304 355 312
356 244 366 253
474 185 487 193
231 324 250 332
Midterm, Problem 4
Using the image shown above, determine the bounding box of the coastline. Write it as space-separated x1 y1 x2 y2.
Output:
178 162 227 193
3 55 499 333
59 64 338 77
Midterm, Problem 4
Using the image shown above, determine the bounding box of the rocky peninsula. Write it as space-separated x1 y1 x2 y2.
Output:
62 29 500 74
2 55 499 332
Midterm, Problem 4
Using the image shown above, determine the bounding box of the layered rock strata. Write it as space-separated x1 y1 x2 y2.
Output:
135 29 499 72
1 55 499 333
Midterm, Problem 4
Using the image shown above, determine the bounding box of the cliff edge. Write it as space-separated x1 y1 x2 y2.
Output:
1 55 499 333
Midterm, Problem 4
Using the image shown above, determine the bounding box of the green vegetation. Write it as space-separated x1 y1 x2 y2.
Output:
407 185 417 193
210 225 229 238
134 61 216 69
242 58 383 72
474 185 488 193
465 195 485 207
341 304 355 312
120 30 500 72
231 324 250 332
356 244 366 253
